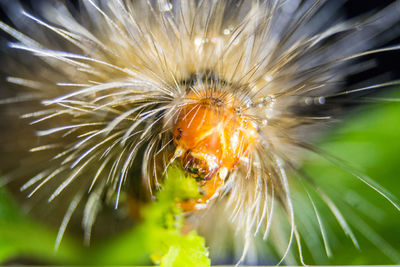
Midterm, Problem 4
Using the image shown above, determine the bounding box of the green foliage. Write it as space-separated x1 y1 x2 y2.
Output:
0 188 85 264
94 164 209 266
149 165 209 267
157 232 209 267
300 92 400 265
0 164 210 266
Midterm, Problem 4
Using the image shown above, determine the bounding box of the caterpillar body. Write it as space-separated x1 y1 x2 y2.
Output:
0 0 399 265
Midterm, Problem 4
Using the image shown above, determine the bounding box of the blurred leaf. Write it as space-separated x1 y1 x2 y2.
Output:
160 231 210 267
90 163 210 266
302 91 400 265
0 164 209 266
0 188 85 264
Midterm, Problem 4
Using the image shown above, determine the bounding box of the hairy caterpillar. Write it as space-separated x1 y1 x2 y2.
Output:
0 0 400 265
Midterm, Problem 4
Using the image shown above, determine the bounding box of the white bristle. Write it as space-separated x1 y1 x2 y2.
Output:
0 0 399 265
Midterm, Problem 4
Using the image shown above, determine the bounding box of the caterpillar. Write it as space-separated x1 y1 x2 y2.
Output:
0 0 399 265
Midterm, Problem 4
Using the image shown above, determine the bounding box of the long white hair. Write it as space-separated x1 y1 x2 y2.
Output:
0 0 399 264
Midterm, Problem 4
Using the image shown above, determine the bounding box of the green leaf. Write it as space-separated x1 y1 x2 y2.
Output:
0 188 85 264
301 91 400 265
91 164 210 266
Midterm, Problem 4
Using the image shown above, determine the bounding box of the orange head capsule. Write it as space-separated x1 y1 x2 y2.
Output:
173 94 258 211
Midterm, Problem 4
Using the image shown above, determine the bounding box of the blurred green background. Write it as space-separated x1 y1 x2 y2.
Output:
1 90 400 266
299 92 400 265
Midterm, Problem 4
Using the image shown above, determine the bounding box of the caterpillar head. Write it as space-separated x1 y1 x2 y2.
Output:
172 91 258 210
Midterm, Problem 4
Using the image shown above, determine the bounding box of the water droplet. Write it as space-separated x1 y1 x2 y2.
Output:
264 75 273 82
159 1 173 12
194 37 203 47
223 28 231 35
305 97 312 105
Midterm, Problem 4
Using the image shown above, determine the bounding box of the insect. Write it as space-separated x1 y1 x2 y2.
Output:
0 0 399 265
173 91 258 211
